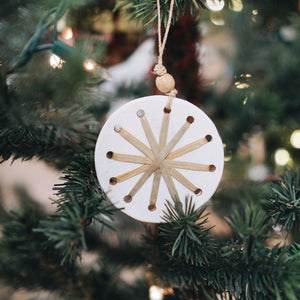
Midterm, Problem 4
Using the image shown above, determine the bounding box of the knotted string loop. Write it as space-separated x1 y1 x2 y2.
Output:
154 64 167 76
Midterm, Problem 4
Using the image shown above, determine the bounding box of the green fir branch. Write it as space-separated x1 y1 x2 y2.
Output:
115 0 206 27
0 105 99 167
159 197 217 266
224 204 274 263
35 152 118 264
0 189 78 292
266 169 300 235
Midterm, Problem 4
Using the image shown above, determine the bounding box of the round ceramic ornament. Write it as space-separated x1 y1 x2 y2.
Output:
94 95 224 223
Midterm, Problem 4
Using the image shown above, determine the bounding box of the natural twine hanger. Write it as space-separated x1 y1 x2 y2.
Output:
154 0 178 105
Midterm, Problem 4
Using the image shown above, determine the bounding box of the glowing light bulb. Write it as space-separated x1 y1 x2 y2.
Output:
241 74 252 78
49 54 64 69
274 148 290 166
62 27 73 40
56 18 67 32
83 59 97 71
290 130 300 149
252 9 258 15
206 0 225 12
235 82 249 89
149 286 164 300
210 14 225 26
229 0 243 12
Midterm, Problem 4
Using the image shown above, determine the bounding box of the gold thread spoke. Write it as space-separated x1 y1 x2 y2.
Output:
149 168 162 211
158 116 194 162
110 165 150 184
138 110 159 155
165 160 214 172
166 164 200 194
115 126 154 160
106 152 152 164
161 163 178 199
126 164 156 199
167 135 211 160
159 110 171 151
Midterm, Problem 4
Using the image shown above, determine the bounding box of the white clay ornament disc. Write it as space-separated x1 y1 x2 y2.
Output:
95 95 224 223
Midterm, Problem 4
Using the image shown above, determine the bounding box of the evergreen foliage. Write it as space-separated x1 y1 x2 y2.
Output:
35 152 117 264
159 198 217 266
267 168 300 235
115 0 206 26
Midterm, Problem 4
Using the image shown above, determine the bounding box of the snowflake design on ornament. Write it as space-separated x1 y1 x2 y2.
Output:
106 107 216 212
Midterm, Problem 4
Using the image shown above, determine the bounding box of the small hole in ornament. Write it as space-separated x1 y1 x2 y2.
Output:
137 109 145 118
106 151 113 159
194 188 202 196
148 204 156 212
186 116 194 124
209 165 216 172
109 177 117 185
124 195 132 203
206 134 212 142
163 107 171 114
114 124 122 133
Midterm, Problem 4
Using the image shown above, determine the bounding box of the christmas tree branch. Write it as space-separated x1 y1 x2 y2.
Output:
35 152 117 264
146 194 300 299
115 0 206 27
266 168 300 236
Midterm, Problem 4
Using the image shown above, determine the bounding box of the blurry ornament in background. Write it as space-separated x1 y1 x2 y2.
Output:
252 10 258 15
149 285 164 300
95 96 224 223
49 54 64 69
274 148 290 166
205 0 225 12
92 10 114 33
279 26 298 43
290 130 300 149
99 39 155 95
248 164 269 181
229 0 243 12
199 24 236 94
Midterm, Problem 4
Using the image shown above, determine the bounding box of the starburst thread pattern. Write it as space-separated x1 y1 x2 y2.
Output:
106 106 215 212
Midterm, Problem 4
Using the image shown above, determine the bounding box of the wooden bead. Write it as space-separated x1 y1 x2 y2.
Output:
155 73 175 93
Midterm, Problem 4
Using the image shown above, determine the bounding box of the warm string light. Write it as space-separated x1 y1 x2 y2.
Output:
223 144 232 162
234 74 251 89
49 54 64 69
290 130 300 149
83 59 97 71
83 58 111 80
61 27 73 40
206 0 225 12
149 286 164 300
210 13 225 26
274 148 290 166
229 0 243 12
